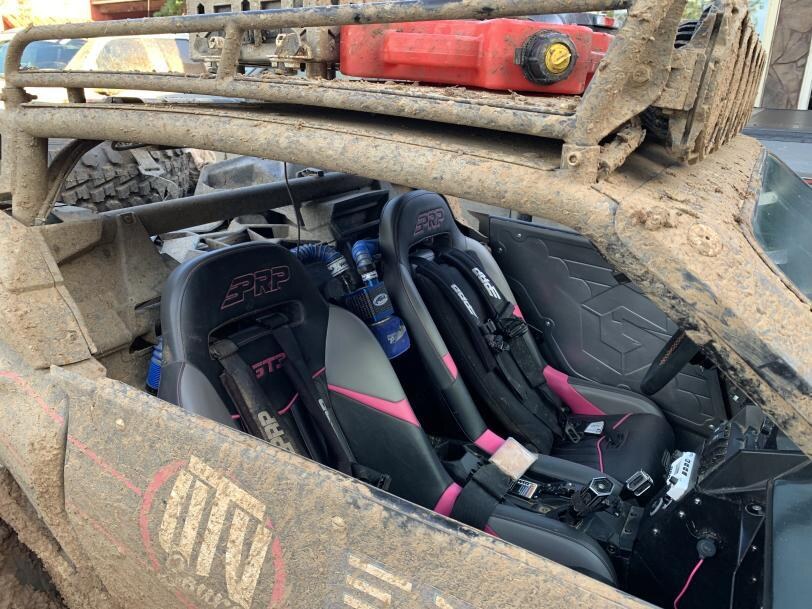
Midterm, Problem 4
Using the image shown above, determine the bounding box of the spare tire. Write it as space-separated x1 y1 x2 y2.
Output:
58 141 199 212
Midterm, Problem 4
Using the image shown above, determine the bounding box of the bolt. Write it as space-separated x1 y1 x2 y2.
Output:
751 576 758 584
331 516 346 530
115 418 125 431
751 545 758 552
652 527 660 536
632 66 651 84
678 510 686 519
516 233 522 239
693 497 702 506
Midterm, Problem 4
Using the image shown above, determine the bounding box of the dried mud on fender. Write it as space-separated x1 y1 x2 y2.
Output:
47 367 651 609
599 137 812 455
0 521 66 609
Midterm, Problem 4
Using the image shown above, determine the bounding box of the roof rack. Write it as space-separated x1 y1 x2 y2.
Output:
2 0 763 181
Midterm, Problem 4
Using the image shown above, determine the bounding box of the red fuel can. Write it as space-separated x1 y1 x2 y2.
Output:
339 19 612 95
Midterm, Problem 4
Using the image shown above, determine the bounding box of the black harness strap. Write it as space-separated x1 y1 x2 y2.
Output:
440 250 570 439
450 463 514 530
441 249 511 320
412 257 498 371
270 323 355 476
211 338 306 454
271 322 391 489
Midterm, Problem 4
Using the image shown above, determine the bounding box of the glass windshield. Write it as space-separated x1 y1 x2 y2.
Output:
0 39 85 76
753 153 812 298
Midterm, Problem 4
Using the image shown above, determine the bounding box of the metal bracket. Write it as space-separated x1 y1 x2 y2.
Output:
130 148 165 178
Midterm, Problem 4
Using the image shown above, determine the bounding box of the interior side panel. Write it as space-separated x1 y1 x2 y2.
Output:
489 217 726 440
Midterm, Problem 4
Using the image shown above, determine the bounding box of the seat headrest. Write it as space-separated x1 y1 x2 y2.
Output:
162 242 327 363
380 190 464 263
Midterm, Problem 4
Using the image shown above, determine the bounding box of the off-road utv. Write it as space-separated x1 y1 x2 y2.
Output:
0 2 810 609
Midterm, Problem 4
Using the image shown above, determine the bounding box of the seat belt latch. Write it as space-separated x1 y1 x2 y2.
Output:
564 420 582 444
625 470 653 497
489 437 538 481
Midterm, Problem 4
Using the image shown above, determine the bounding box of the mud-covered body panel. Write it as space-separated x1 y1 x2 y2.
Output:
0 361 654 609
0 2 802 608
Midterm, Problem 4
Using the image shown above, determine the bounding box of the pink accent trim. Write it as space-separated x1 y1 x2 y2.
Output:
474 429 505 454
278 393 298 415
543 366 605 416
442 353 458 380
484 525 500 537
0 370 65 425
140 459 188 571
512 304 525 320
312 367 326 378
434 483 463 516
673 559 704 609
612 413 633 430
328 384 421 427
231 414 241 420
596 436 606 473
175 591 200 609
68 435 143 496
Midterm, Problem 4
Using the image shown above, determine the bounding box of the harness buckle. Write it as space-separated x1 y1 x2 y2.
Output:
564 420 582 444
625 470 653 497
485 333 509 352
500 317 528 339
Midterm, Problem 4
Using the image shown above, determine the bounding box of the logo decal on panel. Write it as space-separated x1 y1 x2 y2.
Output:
140 456 286 609
221 266 290 310
252 353 286 380
413 209 445 236
327 551 478 609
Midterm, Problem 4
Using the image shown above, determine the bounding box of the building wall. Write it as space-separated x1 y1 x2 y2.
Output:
761 0 812 109
0 0 91 23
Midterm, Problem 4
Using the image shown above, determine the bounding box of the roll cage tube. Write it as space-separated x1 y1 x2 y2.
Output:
1 0 765 205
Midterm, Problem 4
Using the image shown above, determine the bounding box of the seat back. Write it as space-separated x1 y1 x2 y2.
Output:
380 191 568 454
160 241 455 510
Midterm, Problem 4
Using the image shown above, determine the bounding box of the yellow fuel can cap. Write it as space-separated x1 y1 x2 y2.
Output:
515 31 578 85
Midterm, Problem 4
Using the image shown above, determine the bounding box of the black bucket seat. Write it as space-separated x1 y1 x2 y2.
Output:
159 241 619 583
379 191 675 484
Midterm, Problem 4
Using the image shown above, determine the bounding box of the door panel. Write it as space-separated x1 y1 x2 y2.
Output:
489 217 726 440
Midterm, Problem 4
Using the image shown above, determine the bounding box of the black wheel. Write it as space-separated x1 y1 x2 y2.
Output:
58 141 199 212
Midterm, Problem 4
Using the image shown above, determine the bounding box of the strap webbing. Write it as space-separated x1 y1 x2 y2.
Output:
413 257 497 371
440 249 570 438
439 249 567 434
267 322 391 489
270 323 356 476
450 463 514 529
212 338 305 454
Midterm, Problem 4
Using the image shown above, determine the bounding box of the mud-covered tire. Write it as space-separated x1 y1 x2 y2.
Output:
58 142 198 212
